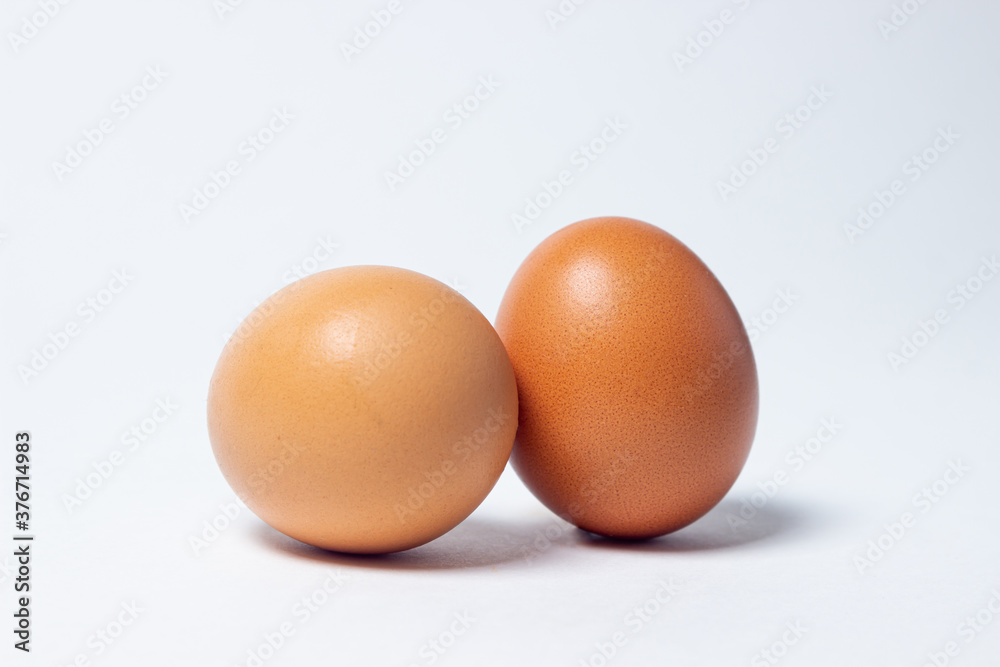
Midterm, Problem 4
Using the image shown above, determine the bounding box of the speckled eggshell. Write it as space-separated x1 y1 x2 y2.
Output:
208 266 518 554
495 217 758 539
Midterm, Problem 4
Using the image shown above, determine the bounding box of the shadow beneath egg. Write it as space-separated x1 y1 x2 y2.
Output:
255 516 572 570
574 497 829 553
255 497 831 568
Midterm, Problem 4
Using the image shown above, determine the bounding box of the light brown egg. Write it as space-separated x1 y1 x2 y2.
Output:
496 217 758 539
208 266 518 554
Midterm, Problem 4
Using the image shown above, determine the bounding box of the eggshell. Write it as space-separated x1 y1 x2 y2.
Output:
496 217 758 539
208 266 518 554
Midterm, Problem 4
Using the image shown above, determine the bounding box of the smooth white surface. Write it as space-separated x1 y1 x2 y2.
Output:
1 1 999 665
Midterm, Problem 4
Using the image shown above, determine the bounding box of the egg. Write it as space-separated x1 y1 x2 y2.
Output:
208 266 518 554
496 217 758 539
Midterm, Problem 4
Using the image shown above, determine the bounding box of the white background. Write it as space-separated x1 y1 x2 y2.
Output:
2 1 999 665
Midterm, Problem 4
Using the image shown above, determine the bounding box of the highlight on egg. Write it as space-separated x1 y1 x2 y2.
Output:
207 266 518 554
496 216 758 539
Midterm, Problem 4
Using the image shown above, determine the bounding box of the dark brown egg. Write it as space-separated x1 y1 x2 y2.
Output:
495 217 758 539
